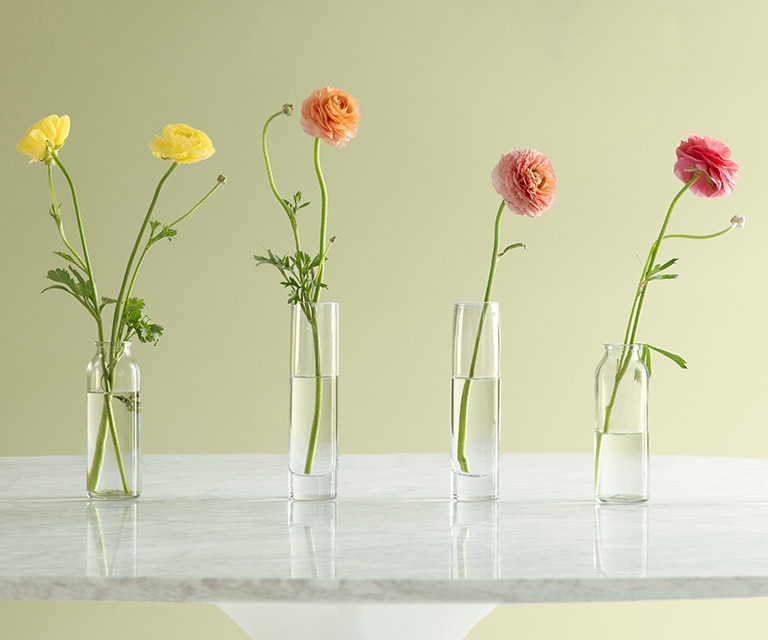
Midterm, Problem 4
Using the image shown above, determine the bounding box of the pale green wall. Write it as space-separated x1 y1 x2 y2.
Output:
1 0 767 637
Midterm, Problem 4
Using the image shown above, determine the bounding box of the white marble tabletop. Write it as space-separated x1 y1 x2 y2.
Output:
2 453 768 605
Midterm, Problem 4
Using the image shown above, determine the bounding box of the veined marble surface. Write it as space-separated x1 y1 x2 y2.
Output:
2 453 768 604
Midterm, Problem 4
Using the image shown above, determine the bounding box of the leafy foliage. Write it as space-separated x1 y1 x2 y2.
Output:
43 266 99 320
254 248 327 305
121 297 163 345
254 191 332 305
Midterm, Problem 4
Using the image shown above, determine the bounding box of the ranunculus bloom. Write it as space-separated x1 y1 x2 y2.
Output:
491 149 556 218
300 87 360 148
16 114 71 163
149 124 215 164
673 135 738 198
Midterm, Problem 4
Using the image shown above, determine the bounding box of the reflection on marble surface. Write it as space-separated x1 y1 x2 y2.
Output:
2 453 768 603
593 503 648 577
87 501 138 577
289 501 336 579
450 501 499 579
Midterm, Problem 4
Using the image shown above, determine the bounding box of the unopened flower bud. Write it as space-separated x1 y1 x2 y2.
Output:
730 214 745 229
217 174 227 184
282 104 293 116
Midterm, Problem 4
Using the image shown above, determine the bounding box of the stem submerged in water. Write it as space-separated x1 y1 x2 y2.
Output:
456 201 506 474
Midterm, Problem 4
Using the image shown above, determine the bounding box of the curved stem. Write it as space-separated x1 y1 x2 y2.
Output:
313 138 329 303
456 200 506 473
596 173 703 488
110 163 178 345
167 178 225 228
262 110 301 253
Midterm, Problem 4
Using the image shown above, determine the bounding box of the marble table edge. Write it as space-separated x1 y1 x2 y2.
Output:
3 576 768 605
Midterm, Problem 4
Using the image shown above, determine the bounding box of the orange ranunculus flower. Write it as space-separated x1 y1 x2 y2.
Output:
149 123 215 164
491 149 557 218
300 87 360 148
16 114 71 163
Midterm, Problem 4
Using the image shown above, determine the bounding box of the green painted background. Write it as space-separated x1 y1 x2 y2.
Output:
2 0 767 636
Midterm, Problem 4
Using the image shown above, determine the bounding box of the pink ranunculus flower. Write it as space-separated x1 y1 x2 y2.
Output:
300 87 360 148
673 135 738 198
491 149 557 218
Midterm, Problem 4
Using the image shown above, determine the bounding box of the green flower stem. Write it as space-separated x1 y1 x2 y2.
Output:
120 177 227 325
303 304 323 475
86 343 130 494
312 137 329 303
262 110 301 253
51 151 104 341
51 153 130 495
46 163 88 273
110 162 177 346
87 389 130 494
456 200 506 473
595 173 704 489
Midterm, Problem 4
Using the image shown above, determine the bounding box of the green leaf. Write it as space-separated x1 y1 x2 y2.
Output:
53 251 79 267
639 343 652 378
647 257 678 276
642 343 688 370
122 297 164 345
498 242 526 258
645 273 679 282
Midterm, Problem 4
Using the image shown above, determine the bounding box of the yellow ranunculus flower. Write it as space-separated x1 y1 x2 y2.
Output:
16 114 71 163
149 123 215 164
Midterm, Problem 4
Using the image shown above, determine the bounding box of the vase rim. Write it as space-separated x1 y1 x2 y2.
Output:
453 301 499 306
93 340 132 346
602 342 642 349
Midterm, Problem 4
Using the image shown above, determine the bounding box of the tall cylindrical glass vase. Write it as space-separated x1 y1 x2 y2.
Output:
289 302 338 501
594 343 649 503
451 302 500 501
86 341 141 500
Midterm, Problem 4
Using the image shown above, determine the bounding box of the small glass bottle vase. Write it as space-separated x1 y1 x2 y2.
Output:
289 302 338 501
86 341 141 500
451 302 500 501
594 343 648 503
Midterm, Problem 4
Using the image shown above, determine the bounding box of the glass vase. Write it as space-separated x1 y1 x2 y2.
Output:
86 341 141 500
451 302 500 501
594 343 648 503
289 302 338 501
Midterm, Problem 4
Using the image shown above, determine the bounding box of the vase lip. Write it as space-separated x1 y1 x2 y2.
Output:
453 301 499 307
93 340 132 347
290 301 338 307
602 342 642 349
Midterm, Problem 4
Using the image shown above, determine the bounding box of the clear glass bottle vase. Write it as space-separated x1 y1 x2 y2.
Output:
86 341 141 500
451 302 500 501
594 343 649 503
289 302 338 501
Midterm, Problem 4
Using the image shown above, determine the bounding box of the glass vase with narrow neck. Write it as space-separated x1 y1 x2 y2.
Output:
289 302 338 501
451 302 500 501
594 343 649 503
86 341 141 500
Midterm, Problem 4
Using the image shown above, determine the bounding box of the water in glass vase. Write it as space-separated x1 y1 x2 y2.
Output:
451 376 500 500
87 391 140 499
594 431 648 503
289 375 338 500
